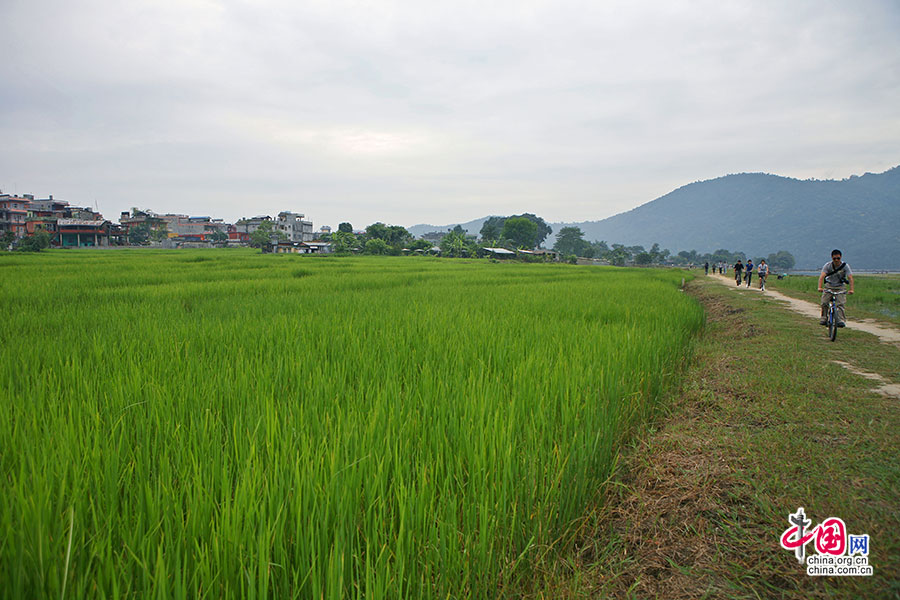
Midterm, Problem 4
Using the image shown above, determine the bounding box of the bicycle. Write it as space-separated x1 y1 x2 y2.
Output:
822 289 848 342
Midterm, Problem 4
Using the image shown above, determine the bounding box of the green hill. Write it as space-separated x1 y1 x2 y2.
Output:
565 166 900 270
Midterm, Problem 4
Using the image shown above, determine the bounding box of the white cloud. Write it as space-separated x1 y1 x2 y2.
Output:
1 0 898 227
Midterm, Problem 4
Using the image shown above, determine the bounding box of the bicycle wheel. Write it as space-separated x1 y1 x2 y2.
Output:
829 305 838 341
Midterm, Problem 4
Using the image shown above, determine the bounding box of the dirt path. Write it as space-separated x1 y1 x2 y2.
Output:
832 360 900 399
708 272 900 345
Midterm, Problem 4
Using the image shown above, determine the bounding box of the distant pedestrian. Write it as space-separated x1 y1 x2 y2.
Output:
745 259 754 287
704 261 709 275
758 259 769 291
734 260 744 285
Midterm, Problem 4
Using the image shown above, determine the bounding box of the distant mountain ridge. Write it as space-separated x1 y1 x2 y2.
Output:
564 167 900 269
407 217 492 239
407 166 900 270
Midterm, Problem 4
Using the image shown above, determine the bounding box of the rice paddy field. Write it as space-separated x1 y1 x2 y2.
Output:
0 250 703 598
769 273 900 325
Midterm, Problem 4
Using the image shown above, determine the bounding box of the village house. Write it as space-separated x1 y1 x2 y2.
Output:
271 240 332 254
275 212 314 243
0 193 31 238
57 218 114 247
12 194 120 247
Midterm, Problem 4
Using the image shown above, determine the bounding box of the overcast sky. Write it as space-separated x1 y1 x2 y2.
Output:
1 0 898 229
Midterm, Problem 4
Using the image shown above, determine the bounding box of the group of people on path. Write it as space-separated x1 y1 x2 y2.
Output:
703 258 770 290
707 262 727 275
730 258 770 290
703 249 856 328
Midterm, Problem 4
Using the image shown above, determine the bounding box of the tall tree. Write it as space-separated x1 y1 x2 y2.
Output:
365 222 390 241
510 213 552 246
502 217 538 249
387 225 413 246
338 222 353 233
149 221 169 242
440 230 469 257
128 222 150 245
553 226 589 257
249 221 286 248
331 231 357 253
479 217 505 241
608 246 629 266
766 250 796 270
364 238 389 255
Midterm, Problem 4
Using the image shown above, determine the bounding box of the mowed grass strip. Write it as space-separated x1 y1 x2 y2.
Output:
556 277 900 599
0 250 702 599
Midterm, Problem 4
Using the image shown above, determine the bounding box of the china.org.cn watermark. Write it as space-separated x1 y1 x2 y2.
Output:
779 507 873 576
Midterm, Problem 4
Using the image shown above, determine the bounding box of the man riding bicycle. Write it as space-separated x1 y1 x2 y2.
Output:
818 249 854 327
757 259 769 290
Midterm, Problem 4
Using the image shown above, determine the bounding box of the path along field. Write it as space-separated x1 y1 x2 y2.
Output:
559 275 900 599
708 273 900 346
767 272 900 327
0 250 703 599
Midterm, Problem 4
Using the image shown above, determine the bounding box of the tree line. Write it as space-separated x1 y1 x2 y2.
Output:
552 226 795 269
322 214 554 257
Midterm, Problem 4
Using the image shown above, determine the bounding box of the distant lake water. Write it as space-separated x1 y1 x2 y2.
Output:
787 270 899 276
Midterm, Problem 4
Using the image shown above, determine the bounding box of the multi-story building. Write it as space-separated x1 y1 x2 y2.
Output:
120 210 154 229
275 211 314 243
155 214 228 240
0 193 31 238
119 210 170 243
232 215 271 239
226 224 251 243
20 194 114 247
28 195 69 215
26 197 84 241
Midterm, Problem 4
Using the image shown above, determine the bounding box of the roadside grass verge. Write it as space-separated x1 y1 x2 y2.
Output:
543 277 900 599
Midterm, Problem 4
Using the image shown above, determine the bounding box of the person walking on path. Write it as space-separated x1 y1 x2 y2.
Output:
744 259 754 287
704 261 709 275
818 249 855 326
758 259 769 291
734 260 744 285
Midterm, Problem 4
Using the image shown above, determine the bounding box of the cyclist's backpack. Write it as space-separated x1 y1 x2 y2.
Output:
826 262 849 284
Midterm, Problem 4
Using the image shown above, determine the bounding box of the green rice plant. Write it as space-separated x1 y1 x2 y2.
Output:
0 250 703 598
